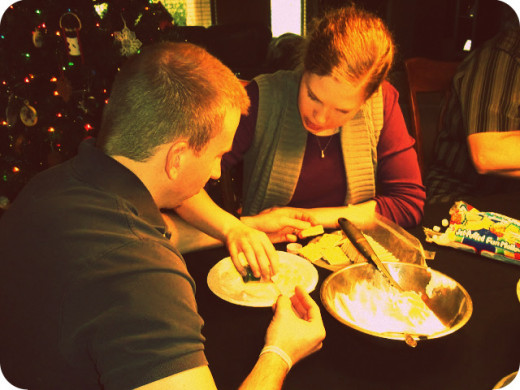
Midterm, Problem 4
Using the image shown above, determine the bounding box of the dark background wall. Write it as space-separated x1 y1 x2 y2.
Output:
214 0 270 25
213 0 511 62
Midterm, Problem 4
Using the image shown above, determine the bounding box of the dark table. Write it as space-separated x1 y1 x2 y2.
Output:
184 193 520 390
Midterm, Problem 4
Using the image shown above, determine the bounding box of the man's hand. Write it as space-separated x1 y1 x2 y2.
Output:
228 207 319 279
241 207 318 243
264 286 326 366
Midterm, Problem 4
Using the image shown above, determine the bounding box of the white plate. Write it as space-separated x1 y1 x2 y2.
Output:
517 278 520 303
207 251 319 307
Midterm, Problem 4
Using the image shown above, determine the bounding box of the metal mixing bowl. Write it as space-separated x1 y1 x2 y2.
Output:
321 262 473 345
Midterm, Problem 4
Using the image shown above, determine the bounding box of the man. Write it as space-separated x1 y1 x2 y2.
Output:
426 12 520 204
0 42 325 390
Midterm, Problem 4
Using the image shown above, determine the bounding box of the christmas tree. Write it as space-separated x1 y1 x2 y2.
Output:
0 0 181 209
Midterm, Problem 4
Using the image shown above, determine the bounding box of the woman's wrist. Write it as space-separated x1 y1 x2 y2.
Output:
239 215 258 230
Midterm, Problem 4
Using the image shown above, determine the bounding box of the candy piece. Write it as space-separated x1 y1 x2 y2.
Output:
442 219 449 227
286 242 303 254
298 242 323 262
298 231 344 262
300 225 325 238
322 246 350 265
242 265 261 283
315 233 343 248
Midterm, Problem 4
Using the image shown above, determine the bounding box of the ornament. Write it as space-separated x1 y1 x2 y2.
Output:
114 16 142 57
59 12 83 60
94 2 109 19
32 26 45 48
19 101 38 127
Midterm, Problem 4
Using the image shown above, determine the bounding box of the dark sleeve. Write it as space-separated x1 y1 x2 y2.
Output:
221 81 259 170
61 241 207 390
461 45 520 134
374 82 426 228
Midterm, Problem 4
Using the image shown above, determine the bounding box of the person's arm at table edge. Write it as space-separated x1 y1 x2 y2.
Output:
173 190 242 247
175 190 313 245
467 131 520 178
289 191 423 230
296 200 377 229
173 191 317 277
162 209 223 253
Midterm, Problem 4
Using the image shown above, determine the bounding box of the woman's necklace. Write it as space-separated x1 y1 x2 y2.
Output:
314 132 337 158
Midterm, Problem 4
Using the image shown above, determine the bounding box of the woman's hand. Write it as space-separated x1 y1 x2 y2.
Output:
241 207 319 243
226 207 319 279
225 222 281 279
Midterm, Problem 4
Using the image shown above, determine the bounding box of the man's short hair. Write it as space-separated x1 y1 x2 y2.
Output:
97 42 250 161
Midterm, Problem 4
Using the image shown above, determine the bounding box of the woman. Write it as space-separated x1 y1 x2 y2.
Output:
174 5 425 279
222 5 425 228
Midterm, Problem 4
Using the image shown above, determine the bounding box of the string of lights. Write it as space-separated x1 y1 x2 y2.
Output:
0 0 179 207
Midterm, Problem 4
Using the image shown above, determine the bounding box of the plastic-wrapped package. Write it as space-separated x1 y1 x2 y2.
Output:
299 214 427 271
424 201 520 266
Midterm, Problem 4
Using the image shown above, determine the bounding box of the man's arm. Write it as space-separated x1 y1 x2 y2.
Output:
241 286 326 389
467 131 520 178
134 287 326 390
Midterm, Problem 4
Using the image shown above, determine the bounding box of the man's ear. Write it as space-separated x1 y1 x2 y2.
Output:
165 141 189 180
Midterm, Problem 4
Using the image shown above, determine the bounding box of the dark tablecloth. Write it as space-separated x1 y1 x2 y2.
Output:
184 193 520 390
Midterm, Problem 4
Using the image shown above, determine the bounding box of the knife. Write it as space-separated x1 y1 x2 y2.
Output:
338 217 453 328
338 217 404 292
